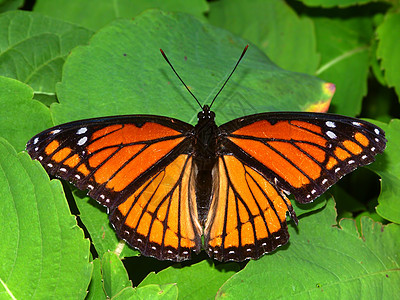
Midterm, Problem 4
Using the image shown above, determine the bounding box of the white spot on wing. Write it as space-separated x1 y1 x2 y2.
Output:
374 128 380 135
77 136 88 146
371 147 376 152
335 167 341 173
326 131 337 139
60 168 67 172
51 129 61 135
326 121 336 128
352 122 361 126
322 179 328 185
75 174 81 179
77 127 88 135
33 137 39 144
362 155 367 160
348 160 355 164
47 163 53 168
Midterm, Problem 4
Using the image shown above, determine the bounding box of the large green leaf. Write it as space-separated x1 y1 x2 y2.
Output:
313 16 372 116
52 10 330 126
0 76 53 151
208 0 319 74
0 139 92 299
216 198 400 299
34 0 209 31
376 12 400 99
0 11 93 95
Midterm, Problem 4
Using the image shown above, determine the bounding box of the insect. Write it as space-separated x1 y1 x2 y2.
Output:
26 46 386 262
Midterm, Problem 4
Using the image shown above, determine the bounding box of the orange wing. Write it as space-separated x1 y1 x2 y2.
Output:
110 154 202 260
26 115 201 261
219 112 386 204
204 155 296 261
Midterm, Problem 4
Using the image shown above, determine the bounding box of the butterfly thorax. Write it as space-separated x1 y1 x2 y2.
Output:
193 105 219 223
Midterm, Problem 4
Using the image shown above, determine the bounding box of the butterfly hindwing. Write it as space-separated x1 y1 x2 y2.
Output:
110 154 202 261
26 115 203 261
204 155 295 261
219 112 386 204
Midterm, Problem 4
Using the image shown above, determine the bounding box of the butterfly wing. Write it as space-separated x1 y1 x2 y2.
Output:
204 155 296 261
26 115 202 261
204 112 386 261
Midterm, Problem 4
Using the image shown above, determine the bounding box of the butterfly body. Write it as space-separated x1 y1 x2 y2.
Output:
193 105 219 223
26 108 386 262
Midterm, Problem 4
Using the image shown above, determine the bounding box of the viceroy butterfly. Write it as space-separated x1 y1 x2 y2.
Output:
26 46 386 262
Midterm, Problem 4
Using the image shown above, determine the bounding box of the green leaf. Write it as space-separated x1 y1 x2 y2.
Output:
87 259 107 300
139 260 238 300
377 12 400 99
73 191 139 258
114 284 178 300
297 0 380 7
0 76 53 151
208 0 319 74
0 10 93 94
216 198 400 299
313 16 372 116
53 10 331 126
34 0 209 31
0 139 92 299
0 0 23 12
101 252 132 298
368 119 400 224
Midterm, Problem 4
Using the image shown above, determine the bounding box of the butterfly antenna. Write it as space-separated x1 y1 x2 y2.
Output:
209 45 249 109
160 49 203 109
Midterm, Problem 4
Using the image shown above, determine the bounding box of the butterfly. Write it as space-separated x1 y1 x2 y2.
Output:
26 46 386 262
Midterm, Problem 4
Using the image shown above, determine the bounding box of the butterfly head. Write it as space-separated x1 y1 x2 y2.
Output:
198 105 215 121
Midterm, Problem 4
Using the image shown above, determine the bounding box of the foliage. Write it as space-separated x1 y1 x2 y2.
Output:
0 0 399 299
